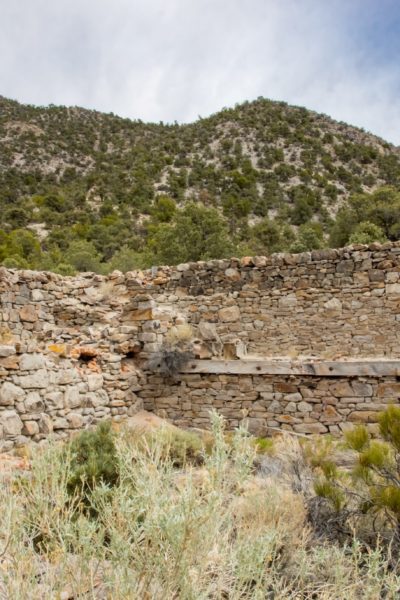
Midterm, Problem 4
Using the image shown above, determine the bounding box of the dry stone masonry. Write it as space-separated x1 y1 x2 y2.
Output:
142 365 400 436
0 241 400 449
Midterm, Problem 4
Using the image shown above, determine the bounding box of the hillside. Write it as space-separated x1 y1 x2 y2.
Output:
0 95 400 273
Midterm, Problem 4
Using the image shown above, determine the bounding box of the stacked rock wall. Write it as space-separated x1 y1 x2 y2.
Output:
0 269 145 451
140 370 400 436
144 242 400 359
0 241 400 448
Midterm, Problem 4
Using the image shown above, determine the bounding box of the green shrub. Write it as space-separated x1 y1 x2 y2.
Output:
67 420 119 501
253 437 275 454
1 255 30 269
5 410 400 596
349 221 387 245
290 222 325 253
65 240 104 273
105 245 150 273
313 406 400 546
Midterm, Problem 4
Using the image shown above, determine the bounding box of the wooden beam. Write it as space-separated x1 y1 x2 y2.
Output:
181 359 400 377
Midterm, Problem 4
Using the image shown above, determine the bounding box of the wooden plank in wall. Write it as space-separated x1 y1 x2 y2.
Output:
181 359 400 377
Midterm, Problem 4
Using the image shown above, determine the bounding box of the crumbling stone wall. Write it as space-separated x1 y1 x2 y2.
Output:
0 241 399 449
0 269 145 451
0 345 143 451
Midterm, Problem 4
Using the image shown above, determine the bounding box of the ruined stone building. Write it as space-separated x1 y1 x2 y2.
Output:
0 242 400 449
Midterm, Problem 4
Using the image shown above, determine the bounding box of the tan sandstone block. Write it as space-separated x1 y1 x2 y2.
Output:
376 383 400 398
19 305 38 322
293 423 328 434
218 306 240 322
23 421 39 436
348 411 378 423
0 356 20 369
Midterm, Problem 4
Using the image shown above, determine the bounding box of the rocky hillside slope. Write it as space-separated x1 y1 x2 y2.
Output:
0 95 399 273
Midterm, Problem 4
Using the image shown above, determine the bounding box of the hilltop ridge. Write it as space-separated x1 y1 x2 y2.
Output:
0 95 399 273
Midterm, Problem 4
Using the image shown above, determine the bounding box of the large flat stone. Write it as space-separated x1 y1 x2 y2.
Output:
0 382 25 406
293 423 328 434
386 283 400 295
218 306 240 322
19 353 46 371
0 345 16 358
2 410 23 437
0 356 20 369
348 411 378 423
64 386 81 408
87 373 104 391
19 305 38 322
18 370 49 389
24 392 44 413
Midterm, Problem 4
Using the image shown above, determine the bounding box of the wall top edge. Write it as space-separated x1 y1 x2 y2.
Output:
1 241 400 287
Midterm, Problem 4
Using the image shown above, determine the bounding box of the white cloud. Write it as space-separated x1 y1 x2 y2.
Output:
1 0 399 143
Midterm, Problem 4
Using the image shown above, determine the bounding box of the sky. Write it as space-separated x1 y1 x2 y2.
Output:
1 0 400 144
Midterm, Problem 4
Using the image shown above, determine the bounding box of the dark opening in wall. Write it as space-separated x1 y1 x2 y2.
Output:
71 347 99 363
79 353 96 363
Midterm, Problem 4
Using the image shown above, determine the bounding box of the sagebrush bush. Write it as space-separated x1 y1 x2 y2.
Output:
124 426 205 468
2 414 400 597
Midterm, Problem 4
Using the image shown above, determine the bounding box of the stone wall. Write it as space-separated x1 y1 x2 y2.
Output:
0 241 400 449
145 242 400 359
0 345 142 451
0 268 145 451
140 361 400 436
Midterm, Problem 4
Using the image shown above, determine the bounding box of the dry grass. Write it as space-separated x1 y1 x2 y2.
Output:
0 416 399 598
165 322 194 346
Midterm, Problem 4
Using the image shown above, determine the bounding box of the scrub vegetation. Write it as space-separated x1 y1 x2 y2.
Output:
1 95 400 273
1 410 399 598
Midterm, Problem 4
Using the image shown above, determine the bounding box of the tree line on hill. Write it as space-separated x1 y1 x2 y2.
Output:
0 186 398 274
0 96 399 273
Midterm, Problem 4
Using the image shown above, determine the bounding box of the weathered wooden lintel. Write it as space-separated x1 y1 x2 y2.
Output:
181 359 400 377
